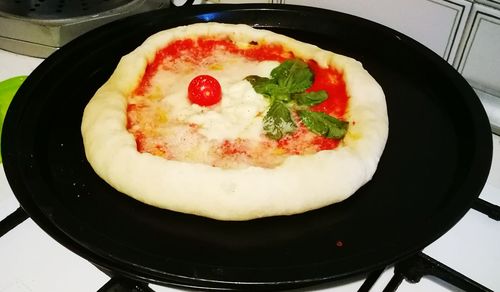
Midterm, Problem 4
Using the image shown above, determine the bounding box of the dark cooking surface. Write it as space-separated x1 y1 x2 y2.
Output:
2 4 492 289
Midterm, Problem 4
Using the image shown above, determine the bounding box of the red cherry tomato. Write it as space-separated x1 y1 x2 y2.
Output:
188 75 222 106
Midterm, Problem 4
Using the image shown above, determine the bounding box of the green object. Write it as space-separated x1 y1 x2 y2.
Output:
0 76 27 163
263 101 297 140
270 59 313 94
246 59 347 140
245 59 314 104
294 90 328 106
298 110 349 139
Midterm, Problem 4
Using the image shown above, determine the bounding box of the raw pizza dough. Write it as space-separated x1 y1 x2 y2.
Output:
81 23 388 221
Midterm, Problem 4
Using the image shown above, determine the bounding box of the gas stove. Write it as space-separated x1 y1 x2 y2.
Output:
0 48 499 292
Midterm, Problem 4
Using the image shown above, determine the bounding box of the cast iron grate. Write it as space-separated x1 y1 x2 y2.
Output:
472 198 500 221
380 252 493 292
97 277 155 292
1 198 499 291
0 207 28 238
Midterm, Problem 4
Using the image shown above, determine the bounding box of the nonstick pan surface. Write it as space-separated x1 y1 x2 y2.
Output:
2 4 492 290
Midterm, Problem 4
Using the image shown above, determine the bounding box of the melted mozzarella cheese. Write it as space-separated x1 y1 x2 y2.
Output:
152 57 279 141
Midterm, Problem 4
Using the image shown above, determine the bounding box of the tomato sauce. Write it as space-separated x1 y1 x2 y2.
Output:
307 61 349 117
312 136 341 150
244 43 293 62
134 38 293 96
221 139 248 156
129 36 350 159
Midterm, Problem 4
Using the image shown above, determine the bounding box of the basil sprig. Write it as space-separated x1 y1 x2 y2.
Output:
246 59 326 105
246 59 348 140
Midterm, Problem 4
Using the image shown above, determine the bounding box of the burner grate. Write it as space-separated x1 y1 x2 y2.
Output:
0 207 28 238
97 277 154 292
472 198 500 221
384 252 493 292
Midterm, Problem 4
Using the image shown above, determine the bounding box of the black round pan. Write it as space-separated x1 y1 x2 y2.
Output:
2 4 492 290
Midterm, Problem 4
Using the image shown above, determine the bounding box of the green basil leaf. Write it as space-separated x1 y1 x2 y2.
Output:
270 87 291 103
245 75 291 102
270 59 313 94
294 90 328 106
298 110 348 139
245 75 276 96
263 101 297 140
245 75 271 86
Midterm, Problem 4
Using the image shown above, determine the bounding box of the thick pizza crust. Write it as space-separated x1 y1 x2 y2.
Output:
81 23 388 220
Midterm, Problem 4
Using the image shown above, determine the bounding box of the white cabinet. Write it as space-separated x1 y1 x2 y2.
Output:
476 0 500 10
453 2 500 133
454 3 500 97
283 0 472 64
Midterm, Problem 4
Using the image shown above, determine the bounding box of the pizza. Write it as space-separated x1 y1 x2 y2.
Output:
81 23 388 221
